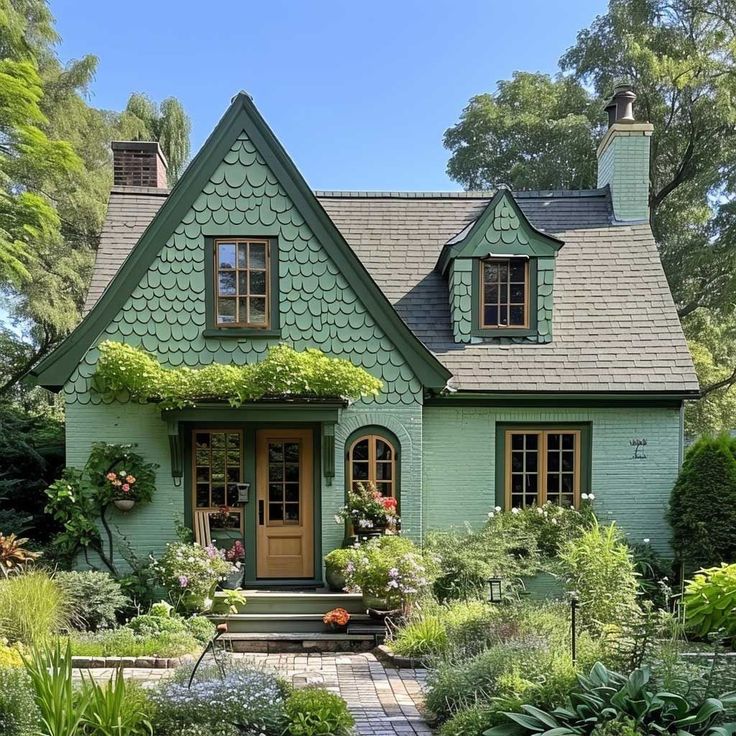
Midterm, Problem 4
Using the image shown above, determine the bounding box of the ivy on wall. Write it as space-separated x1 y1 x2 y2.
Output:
92 341 383 409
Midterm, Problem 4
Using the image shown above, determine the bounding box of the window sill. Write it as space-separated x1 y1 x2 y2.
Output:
203 328 282 339
471 327 536 338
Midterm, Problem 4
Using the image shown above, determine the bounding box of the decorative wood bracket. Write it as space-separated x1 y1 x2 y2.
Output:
323 423 335 486
167 420 183 487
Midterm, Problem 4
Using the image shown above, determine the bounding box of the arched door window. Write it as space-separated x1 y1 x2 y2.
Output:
348 433 397 499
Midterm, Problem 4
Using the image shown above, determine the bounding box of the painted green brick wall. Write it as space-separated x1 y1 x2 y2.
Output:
63 131 423 563
597 126 652 222
423 405 681 553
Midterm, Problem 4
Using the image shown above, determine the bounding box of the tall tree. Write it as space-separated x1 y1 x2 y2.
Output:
444 0 736 434
0 1 192 400
120 92 191 184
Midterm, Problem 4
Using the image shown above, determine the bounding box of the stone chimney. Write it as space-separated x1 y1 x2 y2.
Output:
596 85 653 222
111 141 168 188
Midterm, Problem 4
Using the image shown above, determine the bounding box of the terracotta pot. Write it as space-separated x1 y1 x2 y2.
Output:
325 566 346 592
113 499 135 512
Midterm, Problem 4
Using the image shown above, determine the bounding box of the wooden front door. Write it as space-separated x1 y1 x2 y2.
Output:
256 428 314 578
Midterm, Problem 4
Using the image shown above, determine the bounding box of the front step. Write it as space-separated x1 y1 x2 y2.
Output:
219 632 380 653
209 612 372 634
214 589 365 616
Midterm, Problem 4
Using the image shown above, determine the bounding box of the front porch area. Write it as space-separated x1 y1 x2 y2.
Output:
209 588 386 653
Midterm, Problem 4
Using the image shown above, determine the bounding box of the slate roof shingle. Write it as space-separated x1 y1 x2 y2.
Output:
84 186 699 395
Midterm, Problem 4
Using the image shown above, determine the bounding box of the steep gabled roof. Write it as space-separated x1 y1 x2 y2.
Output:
69 185 699 395
30 93 451 392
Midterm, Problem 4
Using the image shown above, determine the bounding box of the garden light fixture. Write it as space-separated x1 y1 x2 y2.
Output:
487 577 503 604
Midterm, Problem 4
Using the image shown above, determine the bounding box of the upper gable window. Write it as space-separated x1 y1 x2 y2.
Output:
480 257 528 329
215 239 270 328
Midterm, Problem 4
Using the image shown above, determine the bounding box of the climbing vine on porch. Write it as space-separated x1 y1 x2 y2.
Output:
92 341 383 409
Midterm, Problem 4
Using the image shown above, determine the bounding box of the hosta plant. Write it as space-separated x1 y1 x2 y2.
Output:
485 662 736 736
685 563 736 639
0 532 39 577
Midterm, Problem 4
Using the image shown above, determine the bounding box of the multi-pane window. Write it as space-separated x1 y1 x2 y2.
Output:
348 434 396 499
193 430 243 529
480 258 528 328
505 429 580 509
215 239 269 327
267 440 301 525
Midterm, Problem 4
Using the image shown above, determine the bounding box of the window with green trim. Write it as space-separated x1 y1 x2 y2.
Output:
504 428 581 509
480 257 529 329
214 238 270 328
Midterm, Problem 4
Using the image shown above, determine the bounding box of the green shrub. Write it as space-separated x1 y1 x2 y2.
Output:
284 687 354 736
425 524 538 602
68 627 200 658
684 563 736 639
80 669 154 736
0 571 73 645
154 541 233 612
56 571 129 631
0 639 23 667
393 615 448 658
392 600 499 660
668 434 736 570
23 641 92 736
486 662 736 736
628 541 671 607
344 535 437 609
125 611 214 644
559 521 639 634
323 547 356 572
0 666 40 736
437 702 506 736
151 661 287 735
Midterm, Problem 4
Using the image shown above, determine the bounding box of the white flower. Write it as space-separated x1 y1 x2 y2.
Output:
203 597 213 610
495 506 502 512
511 507 520 514
643 538 650 544
334 514 342 524
536 507 544 514
581 493 589 500
588 493 595 501
487 512 494 518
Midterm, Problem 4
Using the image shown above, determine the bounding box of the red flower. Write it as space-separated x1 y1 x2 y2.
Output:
381 497 397 511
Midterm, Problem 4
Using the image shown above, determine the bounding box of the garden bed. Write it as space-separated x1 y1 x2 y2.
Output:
373 643 425 669
71 654 195 669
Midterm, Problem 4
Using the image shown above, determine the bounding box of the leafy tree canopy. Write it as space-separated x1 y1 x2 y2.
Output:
444 0 736 434
0 0 191 402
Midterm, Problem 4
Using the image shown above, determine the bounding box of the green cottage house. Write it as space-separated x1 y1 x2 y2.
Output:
32 87 698 584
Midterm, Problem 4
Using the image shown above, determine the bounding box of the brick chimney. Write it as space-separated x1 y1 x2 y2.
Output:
111 141 168 188
596 85 653 223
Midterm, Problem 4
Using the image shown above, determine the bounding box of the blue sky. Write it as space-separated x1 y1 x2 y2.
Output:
51 0 607 191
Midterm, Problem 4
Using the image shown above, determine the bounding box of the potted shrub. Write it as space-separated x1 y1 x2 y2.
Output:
222 540 245 589
324 548 355 591
336 482 399 541
344 536 436 616
323 607 351 632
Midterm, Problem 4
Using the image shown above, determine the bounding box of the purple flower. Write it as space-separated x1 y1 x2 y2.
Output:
178 575 189 588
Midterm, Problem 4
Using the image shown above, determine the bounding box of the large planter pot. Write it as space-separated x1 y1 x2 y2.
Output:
362 592 400 619
113 499 135 512
325 565 346 592
221 568 244 590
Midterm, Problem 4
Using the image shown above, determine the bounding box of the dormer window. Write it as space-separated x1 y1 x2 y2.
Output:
480 257 528 329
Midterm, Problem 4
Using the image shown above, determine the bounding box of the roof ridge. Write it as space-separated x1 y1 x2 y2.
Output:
314 188 608 199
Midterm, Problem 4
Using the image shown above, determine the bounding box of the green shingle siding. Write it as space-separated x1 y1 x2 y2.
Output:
64 131 424 564
422 405 680 553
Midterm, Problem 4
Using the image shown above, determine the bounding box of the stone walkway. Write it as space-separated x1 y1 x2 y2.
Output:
73 652 432 735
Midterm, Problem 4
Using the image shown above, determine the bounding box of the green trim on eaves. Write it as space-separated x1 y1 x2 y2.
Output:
30 92 452 392
425 392 694 408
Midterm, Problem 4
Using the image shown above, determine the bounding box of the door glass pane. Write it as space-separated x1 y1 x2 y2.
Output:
267 440 300 525
193 431 242 528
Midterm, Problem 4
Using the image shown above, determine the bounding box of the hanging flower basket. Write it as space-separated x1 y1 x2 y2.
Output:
113 498 136 512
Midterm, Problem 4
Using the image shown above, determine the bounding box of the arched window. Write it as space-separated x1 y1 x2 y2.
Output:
347 431 398 499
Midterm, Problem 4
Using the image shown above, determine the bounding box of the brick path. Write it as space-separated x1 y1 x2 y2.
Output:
73 652 432 735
